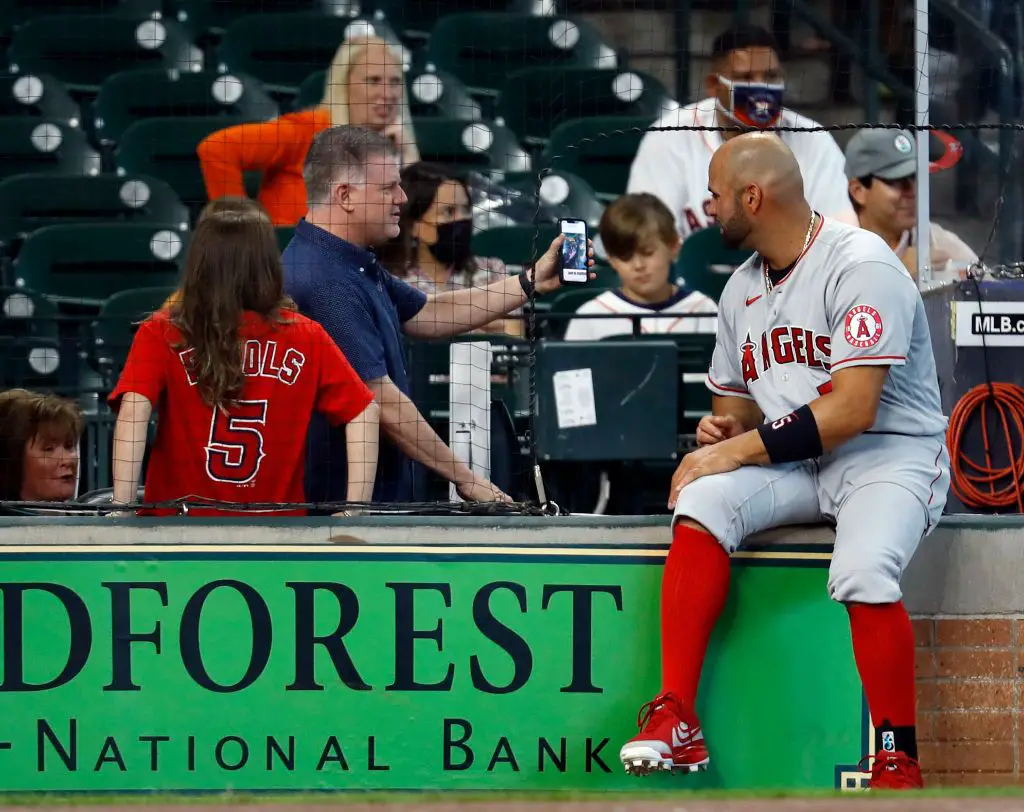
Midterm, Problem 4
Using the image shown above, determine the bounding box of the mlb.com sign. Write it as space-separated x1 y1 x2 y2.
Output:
0 541 866 793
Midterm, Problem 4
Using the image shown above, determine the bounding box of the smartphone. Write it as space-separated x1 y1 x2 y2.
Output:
558 218 589 285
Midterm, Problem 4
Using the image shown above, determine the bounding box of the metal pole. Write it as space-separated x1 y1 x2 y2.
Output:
915 0 932 286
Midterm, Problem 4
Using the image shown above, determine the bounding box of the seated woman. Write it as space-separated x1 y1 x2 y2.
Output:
197 35 419 226
379 162 522 336
109 198 380 516
0 389 83 507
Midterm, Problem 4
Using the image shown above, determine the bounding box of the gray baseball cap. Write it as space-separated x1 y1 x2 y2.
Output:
844 129 917 180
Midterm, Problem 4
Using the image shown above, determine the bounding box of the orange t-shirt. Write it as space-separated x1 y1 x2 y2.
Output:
197 108 332 227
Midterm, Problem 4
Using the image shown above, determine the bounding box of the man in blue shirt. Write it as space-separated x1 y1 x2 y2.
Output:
284 126 589 505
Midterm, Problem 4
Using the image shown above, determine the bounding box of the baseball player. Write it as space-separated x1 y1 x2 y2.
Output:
626 24 853 240
618 133 949 791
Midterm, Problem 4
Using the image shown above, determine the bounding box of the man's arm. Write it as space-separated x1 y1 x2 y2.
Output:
404 275 527 339
365 374 495 492
723 365 888 465
711 394 763 431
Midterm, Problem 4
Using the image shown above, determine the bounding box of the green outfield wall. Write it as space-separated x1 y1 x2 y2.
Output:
0 519 872 794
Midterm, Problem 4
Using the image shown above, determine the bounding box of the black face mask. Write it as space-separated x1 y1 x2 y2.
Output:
427 218 473 268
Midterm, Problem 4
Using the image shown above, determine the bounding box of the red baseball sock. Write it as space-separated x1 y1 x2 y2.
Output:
846 601 917 729
660 523 731 707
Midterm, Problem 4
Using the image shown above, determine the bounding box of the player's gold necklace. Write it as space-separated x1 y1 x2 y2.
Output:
764 211 818 297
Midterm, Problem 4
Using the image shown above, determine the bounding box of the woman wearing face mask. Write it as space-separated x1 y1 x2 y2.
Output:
197 35 419 227
380 162 523 337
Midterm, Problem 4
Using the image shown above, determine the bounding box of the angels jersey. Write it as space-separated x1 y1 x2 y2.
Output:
707 217 947 438
109 310 374 516
627 98 854 239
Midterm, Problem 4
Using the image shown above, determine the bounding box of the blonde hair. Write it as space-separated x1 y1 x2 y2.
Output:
321 36 413 136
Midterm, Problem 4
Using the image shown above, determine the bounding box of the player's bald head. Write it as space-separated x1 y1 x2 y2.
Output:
712 132 805 206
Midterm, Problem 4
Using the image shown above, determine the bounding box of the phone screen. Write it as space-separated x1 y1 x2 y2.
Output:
560 220 588 283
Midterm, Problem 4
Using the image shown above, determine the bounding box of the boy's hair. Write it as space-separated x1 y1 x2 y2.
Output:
599 193 679 261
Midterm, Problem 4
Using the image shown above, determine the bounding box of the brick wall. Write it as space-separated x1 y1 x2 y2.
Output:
913 616 1024 786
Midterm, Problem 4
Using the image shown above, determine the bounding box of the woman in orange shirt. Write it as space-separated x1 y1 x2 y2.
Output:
197 35 420 226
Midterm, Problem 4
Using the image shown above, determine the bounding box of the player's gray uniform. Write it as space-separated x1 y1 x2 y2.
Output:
674 217 950 604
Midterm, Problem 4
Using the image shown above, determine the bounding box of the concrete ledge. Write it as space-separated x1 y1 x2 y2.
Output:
0 514 1020 614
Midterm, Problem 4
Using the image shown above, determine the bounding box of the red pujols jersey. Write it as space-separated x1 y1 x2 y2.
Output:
109 309 373 516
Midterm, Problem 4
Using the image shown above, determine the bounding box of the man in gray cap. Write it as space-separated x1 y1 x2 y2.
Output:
837 128 976 279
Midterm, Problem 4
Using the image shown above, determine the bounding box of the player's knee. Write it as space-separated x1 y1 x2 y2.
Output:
827 564 903 604
672 480 742 553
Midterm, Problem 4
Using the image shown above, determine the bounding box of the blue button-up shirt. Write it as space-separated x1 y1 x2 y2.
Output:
283 219 428 504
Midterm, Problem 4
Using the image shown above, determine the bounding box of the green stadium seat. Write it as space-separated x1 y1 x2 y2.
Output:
413 119 531 177
7 16 202 93
0 0 162 39
0 73 80 124
675 225 754 302
0 286 59 341
542 114 655 200
216 12 402 92
0 335 65 392
295 66 482 121
498 67 674 148
115 115 249 209
505 170 605 231
543 286 605 340
92 286 175 387
0 174 189 257
275 226 294 253
471 223 559 272
375 0 553 43
94 69 278 146
0 119 101 184
173 0 357 39
425 13 618 96
13 224 185 306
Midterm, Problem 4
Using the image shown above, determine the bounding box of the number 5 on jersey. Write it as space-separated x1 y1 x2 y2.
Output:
206 400 268 483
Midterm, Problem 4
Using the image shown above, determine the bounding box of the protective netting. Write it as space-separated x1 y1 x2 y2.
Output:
0 0 1020 516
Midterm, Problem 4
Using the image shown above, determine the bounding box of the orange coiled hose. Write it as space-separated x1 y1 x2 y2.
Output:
946 382 1024 512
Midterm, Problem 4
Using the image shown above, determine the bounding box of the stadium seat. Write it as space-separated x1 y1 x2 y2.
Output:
0 335 66 393
375 0 554 44
94 69 278 146
0 119 101 184
0 286 59 341
295 66 482 121
0 0 162 34
675 225 754 302
544 286 605 339
471 223 559 272
92 286 175 387
115 116 249 209
0 73 80 125
413 119 531 177
275 226 294 253
216 12 402 92
424 13 618 96
174 0 361 40
13 224 186 305
0 174 189 259
505 170 605 230
7 16 202 93
542 114 655 200
498 67 674 147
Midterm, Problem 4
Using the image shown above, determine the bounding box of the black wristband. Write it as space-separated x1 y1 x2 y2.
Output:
756 404 823 464
518 269 536 298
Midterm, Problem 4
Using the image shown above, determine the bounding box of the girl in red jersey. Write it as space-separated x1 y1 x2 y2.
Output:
109 199 379 515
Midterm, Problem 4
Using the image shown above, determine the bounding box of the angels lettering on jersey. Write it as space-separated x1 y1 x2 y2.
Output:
740 327 832 392
177 340 306 387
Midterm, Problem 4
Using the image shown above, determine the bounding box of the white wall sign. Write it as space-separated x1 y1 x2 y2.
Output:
953 301 1024 347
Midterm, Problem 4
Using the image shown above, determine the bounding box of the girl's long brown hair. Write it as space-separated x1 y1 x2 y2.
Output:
169 198 294 409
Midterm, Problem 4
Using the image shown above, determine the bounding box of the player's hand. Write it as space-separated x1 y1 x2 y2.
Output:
696 414 745 447
531 235 597 295
668 443 743 509
457 476 512 503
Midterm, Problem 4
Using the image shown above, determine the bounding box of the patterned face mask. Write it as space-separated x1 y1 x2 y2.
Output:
716 75 785 129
